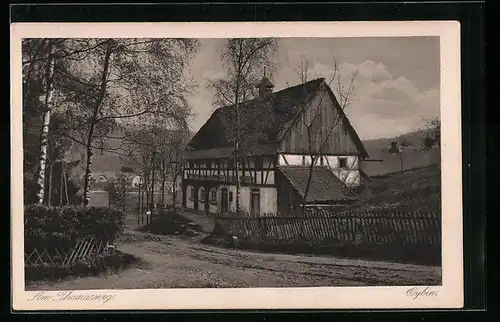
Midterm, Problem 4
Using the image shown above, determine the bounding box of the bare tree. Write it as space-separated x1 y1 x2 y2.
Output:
292 55 359 213
207 38 278 214
165 129 191 209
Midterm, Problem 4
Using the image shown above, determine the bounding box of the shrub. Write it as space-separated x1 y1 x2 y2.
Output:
24 204 125 252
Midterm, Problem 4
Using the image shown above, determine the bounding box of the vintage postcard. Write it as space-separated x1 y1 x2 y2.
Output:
11 21 463 310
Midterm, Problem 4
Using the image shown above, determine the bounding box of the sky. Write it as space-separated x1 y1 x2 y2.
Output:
186 37 440 140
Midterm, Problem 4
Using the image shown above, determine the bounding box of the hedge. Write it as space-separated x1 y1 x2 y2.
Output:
24 205 125 252
25 250 141 282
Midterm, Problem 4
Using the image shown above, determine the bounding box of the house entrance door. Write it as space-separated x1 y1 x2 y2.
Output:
251 189 260 216
193 187 199 211
220 188 228 216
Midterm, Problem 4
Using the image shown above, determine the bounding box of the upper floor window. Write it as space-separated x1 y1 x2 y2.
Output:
339 157 347 168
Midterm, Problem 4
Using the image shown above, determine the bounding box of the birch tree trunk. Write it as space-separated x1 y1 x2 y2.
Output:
82 39 113 205
36 41 56 204
48 162 54 206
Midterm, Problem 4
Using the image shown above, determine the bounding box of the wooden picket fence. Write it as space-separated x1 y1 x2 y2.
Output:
24 235 111 267
214 210 441 247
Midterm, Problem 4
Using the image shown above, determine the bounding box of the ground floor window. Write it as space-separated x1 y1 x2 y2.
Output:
210 188 217 204
200 188 205 202
189 187 194 199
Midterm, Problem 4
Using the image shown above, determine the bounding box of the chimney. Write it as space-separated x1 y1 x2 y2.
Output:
256 76 274 98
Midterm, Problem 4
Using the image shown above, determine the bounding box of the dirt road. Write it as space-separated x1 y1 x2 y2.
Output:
27 227 441 290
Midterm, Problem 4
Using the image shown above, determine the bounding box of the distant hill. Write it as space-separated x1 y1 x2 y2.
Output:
362 129 428 152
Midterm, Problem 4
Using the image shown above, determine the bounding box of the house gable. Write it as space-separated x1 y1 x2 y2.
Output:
279 83 368 158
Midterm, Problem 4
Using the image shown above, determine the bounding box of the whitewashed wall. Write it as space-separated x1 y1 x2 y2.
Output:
325 155 360 187
260 187 278 213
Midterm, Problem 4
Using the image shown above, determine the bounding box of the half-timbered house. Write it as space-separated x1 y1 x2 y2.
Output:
182 77 369 215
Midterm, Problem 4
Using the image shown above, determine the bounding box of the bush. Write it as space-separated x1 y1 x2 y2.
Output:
24 204 125 252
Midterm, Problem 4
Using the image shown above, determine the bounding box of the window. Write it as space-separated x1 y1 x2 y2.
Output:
210 189 217 204
339 157 347 168
200 188 205 202
229 191 233 202
189 187 194 199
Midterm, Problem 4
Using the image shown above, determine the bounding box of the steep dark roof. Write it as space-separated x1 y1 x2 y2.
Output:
188 78 368 158
278 166 358 203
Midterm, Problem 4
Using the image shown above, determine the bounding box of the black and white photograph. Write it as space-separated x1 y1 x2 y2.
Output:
11 22 463 310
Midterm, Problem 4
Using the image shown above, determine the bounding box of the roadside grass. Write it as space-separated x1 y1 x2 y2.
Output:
349 165 441 212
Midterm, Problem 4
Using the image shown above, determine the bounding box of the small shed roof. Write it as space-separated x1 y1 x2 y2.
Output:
278 166 358 203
